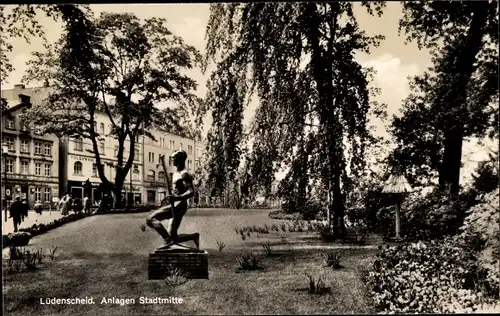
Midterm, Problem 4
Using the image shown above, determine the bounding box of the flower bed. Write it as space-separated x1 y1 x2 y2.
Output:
3 232 32 248
367 238 498 313
95 205 155 214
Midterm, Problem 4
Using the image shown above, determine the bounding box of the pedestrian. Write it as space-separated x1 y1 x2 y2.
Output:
83 195 91 214
58 195 69 216
73 196 83 214
21 199 28 222
9 197 23 232
34 200 43 216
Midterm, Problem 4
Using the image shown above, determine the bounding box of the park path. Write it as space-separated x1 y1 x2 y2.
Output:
2 210 65 235
3 208 384 258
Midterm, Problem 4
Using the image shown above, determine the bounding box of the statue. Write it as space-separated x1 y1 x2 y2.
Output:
145 150 200 250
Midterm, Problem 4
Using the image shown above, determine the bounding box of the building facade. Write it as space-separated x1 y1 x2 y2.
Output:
59 111 145 205
1 87 60 209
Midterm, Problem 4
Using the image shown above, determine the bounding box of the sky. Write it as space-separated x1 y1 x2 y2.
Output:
2 2 496 183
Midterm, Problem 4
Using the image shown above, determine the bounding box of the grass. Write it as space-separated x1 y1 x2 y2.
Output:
2 209 378 315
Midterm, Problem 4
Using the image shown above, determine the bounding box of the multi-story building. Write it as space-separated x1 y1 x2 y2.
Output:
59 110 145 205
142 130 205 205
1 85 60 208
2 84 206 207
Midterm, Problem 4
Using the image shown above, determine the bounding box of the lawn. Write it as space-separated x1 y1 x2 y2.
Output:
2 208 379 315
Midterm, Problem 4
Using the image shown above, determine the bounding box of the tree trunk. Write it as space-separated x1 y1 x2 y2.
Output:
113 180 124 209
438 3 488 196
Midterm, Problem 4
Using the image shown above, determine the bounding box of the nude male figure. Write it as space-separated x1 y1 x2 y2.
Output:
146 150 200 249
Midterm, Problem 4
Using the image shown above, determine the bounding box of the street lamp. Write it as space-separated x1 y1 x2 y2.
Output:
2 143 9 222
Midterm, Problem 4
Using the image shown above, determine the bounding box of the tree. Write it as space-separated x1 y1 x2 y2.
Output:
203 2 386 236
22 11 201 206
393 0 499 195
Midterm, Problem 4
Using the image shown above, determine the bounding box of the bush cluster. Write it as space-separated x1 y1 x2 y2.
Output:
458 189 499 296
376 187 469 240
367 238 498 313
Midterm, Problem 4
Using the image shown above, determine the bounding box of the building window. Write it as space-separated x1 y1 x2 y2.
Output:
20 119 29 131
99 140 105 154
21 160 29 174
35 162 42 175
100 123 105 134
92 164 98 177
34 142 42 155
44 164 51 176
34 128 43 135
188 145 193 155
5 137 15 151
44 188 51 202
5 118 15 129
195 159 200 169
187 160 192 170
147 170 155 182
74 138 83 151
74 161 83 175
134 148 139 161
148 152 154 163
169 140 175 149
35 187 42 202
158 171 166 183
133 166 140 180
20 139 29 153
44 143 51 156
6 159 14 173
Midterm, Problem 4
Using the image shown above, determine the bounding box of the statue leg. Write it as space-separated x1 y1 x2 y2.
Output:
166 207 200 249
146 205 174 243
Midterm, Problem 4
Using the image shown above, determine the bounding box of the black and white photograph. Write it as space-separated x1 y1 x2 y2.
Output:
1 1 498 315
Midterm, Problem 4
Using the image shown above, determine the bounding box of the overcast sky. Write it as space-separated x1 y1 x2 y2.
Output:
2 3 495 182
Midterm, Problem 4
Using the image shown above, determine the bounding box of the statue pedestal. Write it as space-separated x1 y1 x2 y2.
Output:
148 245 209 280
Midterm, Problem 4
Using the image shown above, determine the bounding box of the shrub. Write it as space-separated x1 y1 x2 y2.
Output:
376 187 469 240
216 240 226 252
323 251 342 269
262 242 273 256
316 222 336 242
367 238 492 313
163 265 189 285
23 249 38 270
458 189 499 296
237 253 262 271
48 246 58 261
305 273 327 294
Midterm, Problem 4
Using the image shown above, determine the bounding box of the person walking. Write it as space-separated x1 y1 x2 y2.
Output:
34 200 43 216
58 194 69 216
83 195 91 214
21 199 28 222
9 197 23 232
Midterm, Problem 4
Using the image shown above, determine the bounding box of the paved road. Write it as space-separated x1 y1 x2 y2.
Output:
2 210 66 235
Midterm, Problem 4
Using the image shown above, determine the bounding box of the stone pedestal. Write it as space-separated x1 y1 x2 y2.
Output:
148 245 209 280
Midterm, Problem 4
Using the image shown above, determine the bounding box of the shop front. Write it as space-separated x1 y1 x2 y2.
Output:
3 178 58 209
67 180 102 205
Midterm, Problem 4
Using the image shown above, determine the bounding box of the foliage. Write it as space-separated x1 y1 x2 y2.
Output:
305 273 327 295
163 264 189 286
471 150 499 196
367 238 495 313
236 253 262 271
48 246 58 261
216 240 226 252
323 251 342 269
392 1 499 193
458 189 500 296
262 242 273 256
376 187 468 240
21 10 201 205
203 3 387 234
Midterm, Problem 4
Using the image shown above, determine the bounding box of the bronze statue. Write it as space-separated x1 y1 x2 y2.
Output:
146 150 200 250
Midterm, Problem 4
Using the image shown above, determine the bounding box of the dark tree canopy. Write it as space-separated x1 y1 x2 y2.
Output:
203 2 386 233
